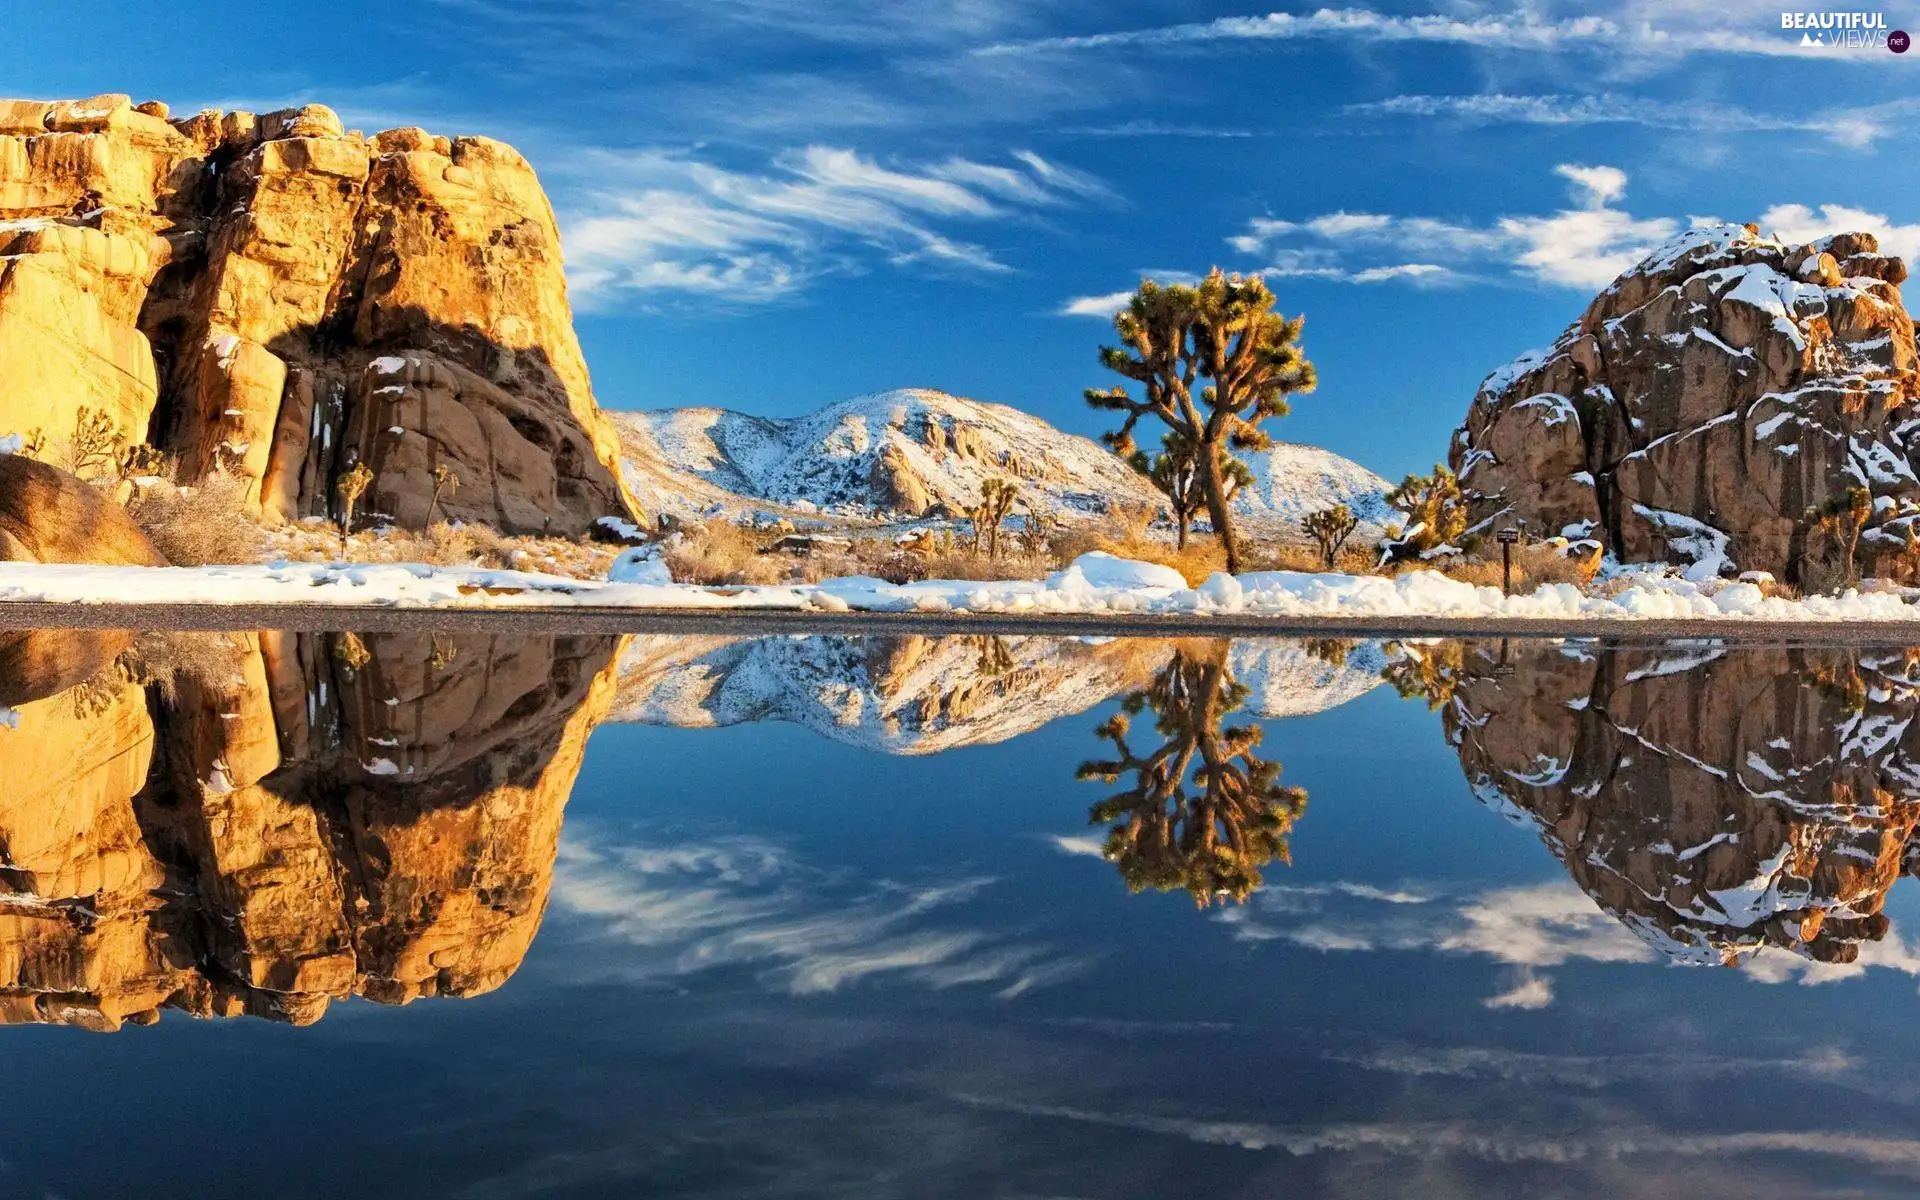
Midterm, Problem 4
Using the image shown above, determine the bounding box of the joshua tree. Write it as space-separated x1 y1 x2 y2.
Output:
62 407 125 480
971 477 1019 558
1380 464 1468 563
427 464 460 526
1129 430 1252 551
335 461 374 555
1805 485 1873 591
1087 269 1316 573
1303 503 1359 569
1077 644 1308 906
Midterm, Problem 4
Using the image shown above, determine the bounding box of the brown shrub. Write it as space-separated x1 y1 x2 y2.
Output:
122 471 262 566
665 522 789 586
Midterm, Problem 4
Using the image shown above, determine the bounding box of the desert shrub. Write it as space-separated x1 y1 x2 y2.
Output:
123 471 262 566
119 631 248 705
664 522 788 586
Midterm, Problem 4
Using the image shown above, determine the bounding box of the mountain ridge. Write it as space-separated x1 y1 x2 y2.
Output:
612 387 1391 534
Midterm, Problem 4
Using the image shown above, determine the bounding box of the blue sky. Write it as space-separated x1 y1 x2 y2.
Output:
7 0 1918 478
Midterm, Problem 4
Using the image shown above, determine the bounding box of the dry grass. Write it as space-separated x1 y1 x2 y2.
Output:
122 471 263 566
1411 543 1599 590
265 519 619 578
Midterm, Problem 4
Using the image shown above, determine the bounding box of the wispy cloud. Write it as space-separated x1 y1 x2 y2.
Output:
1228 163 1678 290
559 145 1105 307
551 827 1085 998
977 6 1850 61
1342 92 1916 149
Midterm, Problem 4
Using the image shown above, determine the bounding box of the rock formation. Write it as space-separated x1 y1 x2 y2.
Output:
0 94 635 535
0 454 167 564
0 627 621 1029
1452 223 1918 585
1424 639 1920 966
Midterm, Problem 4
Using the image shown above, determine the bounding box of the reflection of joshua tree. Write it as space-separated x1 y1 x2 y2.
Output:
1078 645 1307 906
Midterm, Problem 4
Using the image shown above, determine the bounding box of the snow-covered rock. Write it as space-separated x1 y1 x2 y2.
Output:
1453 223 1916 589
607 547 671 586
612 388 1390 534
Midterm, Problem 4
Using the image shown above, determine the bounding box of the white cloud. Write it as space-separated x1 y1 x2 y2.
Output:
560 144 1104 307
552 827 1083 998
1555 163 1627 208
1057 290 1136 318
1227 163 1677 290
1045 832 1109 855
1483 971 1555 1009
1758 202 1920 263
976 6 1831 61
1342 92 1916 149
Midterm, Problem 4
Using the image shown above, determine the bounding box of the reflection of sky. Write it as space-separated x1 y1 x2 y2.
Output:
6 648 1920 1197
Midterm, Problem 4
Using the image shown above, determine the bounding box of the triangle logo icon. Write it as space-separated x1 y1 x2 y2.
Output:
1801 31 1818 44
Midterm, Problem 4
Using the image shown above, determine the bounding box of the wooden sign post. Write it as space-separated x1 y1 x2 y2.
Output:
1497 528 1520 596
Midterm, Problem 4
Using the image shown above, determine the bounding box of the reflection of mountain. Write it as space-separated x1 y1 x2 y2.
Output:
1430 640 1920 967
611 635 1382 753
0 630 621 1030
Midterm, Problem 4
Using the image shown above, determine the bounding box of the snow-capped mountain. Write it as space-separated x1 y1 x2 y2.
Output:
611 388 1390 532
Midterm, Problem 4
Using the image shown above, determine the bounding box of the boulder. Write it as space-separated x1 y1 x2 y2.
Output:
0 454 166 565
0 94 639 536
1452 223 1920 584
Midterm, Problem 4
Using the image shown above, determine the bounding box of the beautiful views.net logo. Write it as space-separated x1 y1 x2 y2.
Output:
1780 11 1908 50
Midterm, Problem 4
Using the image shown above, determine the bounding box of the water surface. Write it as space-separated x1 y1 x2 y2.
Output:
1 628 1917 1198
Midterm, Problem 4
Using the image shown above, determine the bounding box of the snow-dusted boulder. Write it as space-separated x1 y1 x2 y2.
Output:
1452 223 1917 586
607 546 672 585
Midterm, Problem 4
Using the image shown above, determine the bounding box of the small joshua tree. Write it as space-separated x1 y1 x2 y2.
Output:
1805 485 1873 591
1303 503 1359 569
335 461 374 556
427 464 460 526
63 407 125 480
971 477 1019 558
1380 464 1468 564
1128 431 1251 550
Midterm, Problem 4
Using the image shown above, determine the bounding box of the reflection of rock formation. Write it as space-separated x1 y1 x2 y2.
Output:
1430 639 1920 967
1078 643 1307 906
611 635 1381 753
0 629 620 1029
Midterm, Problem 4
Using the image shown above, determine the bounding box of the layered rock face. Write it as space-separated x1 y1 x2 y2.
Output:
1433 640 1920 966
1452 224 1917 585
0 628 621 1030
0 94 634 534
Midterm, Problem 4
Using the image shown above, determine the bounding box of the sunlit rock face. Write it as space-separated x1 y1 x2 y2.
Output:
0 94 634 533
1434 640 1920 967
1451 224 1917 586
0 629 622 1030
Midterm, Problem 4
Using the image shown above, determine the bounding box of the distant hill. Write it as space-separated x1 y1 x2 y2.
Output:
611 387 1391 534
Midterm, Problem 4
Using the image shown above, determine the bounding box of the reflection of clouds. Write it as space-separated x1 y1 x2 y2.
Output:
948 1093 1920 1173
1328 1043 1855 1088
552 828 1084 998
1213 876 1920 1008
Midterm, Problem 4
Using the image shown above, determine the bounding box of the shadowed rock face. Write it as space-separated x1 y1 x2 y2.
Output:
1451 224 1917 586
0 628 622 1030
1429 639 1920 966
0 94 635 534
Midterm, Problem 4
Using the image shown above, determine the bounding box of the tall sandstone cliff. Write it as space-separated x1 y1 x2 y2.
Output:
0 94 634 533
1452 223 1917 587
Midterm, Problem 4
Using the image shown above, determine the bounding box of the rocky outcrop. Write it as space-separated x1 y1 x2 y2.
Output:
0 94 635 535
1430 640 1920 966
0 628 622 1029
1452 224 1918 585
0 454 166 564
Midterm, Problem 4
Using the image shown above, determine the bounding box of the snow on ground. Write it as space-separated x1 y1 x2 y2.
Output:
5 551 1920 623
